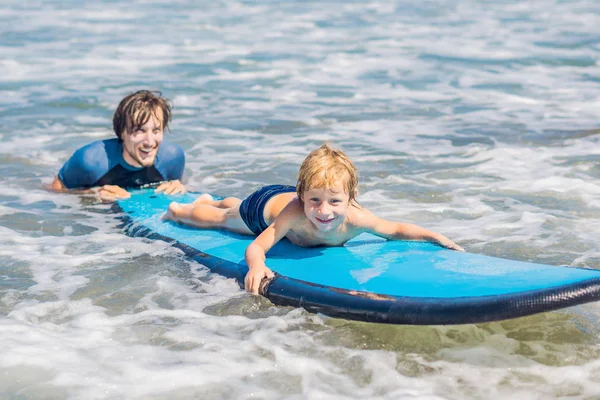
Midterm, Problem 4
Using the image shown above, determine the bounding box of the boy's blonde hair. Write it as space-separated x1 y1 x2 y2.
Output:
296 143 358 204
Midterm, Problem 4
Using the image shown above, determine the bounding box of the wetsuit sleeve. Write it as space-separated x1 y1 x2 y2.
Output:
156 141 185 181
57 142 110 189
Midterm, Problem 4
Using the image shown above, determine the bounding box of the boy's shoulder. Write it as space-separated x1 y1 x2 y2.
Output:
282 197 305 216
273 198 308 228
346 205 378 228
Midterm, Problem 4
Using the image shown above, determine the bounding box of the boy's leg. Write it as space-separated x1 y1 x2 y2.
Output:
164 202 253 235
192 194 242 209
222 207 254 235
164 202 225 227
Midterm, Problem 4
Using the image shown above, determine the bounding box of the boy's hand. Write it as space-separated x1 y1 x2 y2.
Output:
245 264 275 295
436 236 465 252
155 180 185 195
97 185 130 203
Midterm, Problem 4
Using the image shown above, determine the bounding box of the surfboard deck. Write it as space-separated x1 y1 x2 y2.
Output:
114 189 600 325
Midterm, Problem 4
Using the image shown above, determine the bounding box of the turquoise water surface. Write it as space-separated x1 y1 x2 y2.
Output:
1 1 600 399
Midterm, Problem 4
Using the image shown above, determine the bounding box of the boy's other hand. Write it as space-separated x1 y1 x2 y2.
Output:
438 237 465 252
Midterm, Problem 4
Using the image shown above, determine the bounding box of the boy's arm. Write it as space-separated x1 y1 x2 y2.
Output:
244 200 302 294
356 209 464 251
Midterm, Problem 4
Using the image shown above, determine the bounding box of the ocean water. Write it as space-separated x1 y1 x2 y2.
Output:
1 0 600 398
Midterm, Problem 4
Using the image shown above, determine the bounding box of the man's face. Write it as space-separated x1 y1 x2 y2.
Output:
121 108 164 168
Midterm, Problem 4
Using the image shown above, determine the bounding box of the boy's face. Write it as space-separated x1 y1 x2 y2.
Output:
301 181 350 232
121 107 164 168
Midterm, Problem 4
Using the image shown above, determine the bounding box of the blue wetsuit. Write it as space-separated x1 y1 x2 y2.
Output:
58 138 185 189
239 184 296 235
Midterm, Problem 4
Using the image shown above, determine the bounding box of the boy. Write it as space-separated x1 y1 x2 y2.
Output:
164 144 463 294
49 90 185 202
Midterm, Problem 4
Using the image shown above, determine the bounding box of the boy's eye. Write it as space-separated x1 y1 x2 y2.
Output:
310 197 319 202
330 199 341 204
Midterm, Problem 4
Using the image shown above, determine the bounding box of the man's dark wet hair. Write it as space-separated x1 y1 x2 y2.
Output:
112 90 172 140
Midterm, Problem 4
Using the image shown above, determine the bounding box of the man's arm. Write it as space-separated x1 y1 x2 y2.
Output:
47 175 129 202
47 141 132 202
46 176 94 195
49 176 66 191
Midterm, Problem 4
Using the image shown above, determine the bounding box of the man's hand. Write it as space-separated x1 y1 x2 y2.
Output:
155 180 186 195
97 185 130 203
244 264 275 295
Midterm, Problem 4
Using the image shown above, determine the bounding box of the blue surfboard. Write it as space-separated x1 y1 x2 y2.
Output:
114 189 600 325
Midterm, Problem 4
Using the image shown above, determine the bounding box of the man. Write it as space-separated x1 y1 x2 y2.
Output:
50 90 186 202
